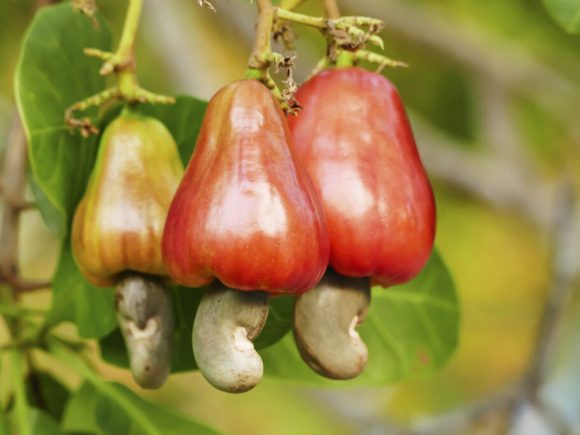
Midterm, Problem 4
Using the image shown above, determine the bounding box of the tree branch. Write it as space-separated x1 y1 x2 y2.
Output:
0 113 28 288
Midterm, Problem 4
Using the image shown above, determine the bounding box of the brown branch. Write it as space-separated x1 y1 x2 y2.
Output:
0 114 28 287
0 112 49 294
513 184 578 410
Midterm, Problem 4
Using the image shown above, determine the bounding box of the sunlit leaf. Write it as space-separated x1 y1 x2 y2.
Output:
543 0 580 33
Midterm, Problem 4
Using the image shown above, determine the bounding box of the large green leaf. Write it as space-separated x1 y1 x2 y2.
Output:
15 2 112 236
260 249 460 385
8 409 65 435
63 382 220 435
47 238 116 338
26 409 65 435
543 0 580 33
134 97 207 165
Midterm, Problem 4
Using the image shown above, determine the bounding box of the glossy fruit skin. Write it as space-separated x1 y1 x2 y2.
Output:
287 67 435 287
72 111 184 287
162 80 329 294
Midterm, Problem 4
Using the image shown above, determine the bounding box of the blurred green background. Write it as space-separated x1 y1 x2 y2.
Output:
1 0 579 434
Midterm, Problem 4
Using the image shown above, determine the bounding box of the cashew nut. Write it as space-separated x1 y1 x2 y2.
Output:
293 270 371 379
192 286 269 393
115 273 174 389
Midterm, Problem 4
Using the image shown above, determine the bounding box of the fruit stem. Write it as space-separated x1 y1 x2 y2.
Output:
352 50 408 72
117 0 142 62
322 0 354 68
335 50 354 68
247 0 275 78
65 0 175 136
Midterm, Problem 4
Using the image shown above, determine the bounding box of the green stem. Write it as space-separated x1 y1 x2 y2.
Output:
117 0 143 63
335 50 354 67
66 0 173 134
275 8 328 28
116 0 143 97
275 9 381 30
352 49 408 70
10 351 30 435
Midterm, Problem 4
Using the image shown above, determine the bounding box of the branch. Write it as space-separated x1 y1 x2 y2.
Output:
0 114 28 287
514 183 578 405
0 112 50 293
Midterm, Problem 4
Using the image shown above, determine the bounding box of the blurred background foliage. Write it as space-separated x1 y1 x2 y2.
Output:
1 0 579 434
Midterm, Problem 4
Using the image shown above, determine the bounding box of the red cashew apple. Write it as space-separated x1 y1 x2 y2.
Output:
288 67 436 379
162 79 329 392
288 67 436 286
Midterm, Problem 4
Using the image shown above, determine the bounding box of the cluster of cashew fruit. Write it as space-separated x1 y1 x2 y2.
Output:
71 67 435 392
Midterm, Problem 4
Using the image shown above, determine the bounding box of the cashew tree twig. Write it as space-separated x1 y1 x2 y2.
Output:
66 0 174 136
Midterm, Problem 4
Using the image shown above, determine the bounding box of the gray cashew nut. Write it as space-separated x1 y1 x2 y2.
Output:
192 286 269 393
115 273 174 389
293 271 371 380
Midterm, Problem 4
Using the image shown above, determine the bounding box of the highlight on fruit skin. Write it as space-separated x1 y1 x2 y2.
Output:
72 110 184 389
162 79 329 393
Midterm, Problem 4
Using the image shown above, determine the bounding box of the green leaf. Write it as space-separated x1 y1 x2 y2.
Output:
0 411 9 435
133 97 208 165
15 3 112 235
8 409 64 435
543 0 580 33
27 409 65 435
260 249 460 385
48 238 116 338
25 372 69 422
63 382 220 435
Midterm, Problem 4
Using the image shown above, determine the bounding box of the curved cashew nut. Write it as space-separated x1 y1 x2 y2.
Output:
115 273 174 389
293 270 371 380
192 286 269 393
